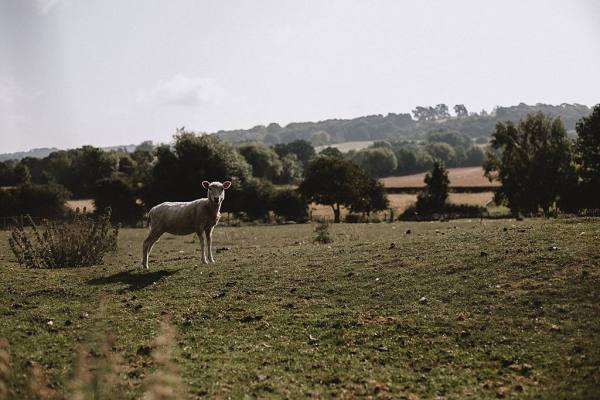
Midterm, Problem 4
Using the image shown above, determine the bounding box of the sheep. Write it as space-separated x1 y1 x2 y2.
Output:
141 180 232 269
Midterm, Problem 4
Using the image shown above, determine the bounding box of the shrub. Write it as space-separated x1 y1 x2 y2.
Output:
345 213 365 223
314 220 332 243
271 188 309 222
93 177 143 226
399 203 485 221
0 183 70 219
9 208 118 269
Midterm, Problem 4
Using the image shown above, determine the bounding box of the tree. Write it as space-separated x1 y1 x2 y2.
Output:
272 188 309 222
14 163 31 185
234 178 275 221
350 177 389 216
135 140 155 153
425 142 456 166
434 104 450 119
237 143 283 181
300 156 372 223
319 147 344 159
351 147 398 177
573 104 600 209
416 161 449 213
454 104 468 117
145 130 252 207
277 154 303 184
93 177 144 225
66 146 117 198
274 140 316 168
484 113 574 216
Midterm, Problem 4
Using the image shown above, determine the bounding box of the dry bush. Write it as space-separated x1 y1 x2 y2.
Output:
9 208 118 268
143 316 188 400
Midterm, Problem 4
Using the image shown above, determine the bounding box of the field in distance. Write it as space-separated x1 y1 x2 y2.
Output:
315 140 374 153
1 219 598 398
381 167 500 188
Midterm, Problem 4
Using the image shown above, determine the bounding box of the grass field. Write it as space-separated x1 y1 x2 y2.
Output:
315 141 374 153
381 167 500 188
1 219 599 399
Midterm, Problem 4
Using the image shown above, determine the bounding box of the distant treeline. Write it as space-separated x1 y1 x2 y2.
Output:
1 103 598 225
214 103 590 145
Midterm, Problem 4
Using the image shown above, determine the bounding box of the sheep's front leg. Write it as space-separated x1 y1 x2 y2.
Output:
197 231 208 264
205 227 215 263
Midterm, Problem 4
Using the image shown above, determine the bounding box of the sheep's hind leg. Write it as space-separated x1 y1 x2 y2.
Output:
197 231 208 264
142 230 162 270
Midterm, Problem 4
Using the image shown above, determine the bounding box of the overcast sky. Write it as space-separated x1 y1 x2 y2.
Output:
1 0 599 153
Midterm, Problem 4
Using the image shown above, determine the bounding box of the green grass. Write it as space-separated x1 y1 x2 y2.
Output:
0 219 599 399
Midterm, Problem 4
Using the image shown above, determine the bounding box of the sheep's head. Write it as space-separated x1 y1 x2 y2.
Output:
202 181 232 204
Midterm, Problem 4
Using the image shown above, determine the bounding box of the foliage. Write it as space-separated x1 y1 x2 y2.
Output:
237 143 283 181
484 113 574 216
319 146 344 159
214 103 590 146
271 188 309 222
350 147 398 177
273 140 316 168
313 220 332 243
0 183 70 219
416 161 450 214
573 104 600 209
227 178 275 221
93 177 144 226
8 208 118 269
277 153 303 184
144 130 251 207
300 156 372 223
349 177 389 215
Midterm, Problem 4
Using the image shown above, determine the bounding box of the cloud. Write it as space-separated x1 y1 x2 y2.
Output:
138 75 226 107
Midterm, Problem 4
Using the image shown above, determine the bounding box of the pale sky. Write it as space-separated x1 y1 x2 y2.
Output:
1 0 599 153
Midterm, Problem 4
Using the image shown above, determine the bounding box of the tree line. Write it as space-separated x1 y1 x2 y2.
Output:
213 103 590 146
0 104 598 224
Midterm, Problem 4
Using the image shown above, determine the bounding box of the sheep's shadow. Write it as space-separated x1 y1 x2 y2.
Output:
87 269 180 292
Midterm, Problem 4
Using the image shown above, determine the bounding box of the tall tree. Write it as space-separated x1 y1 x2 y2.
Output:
300 156 373 223
237 143 283 181
274 140 316 168
351 147 398 177
416 161 449 213
484 113 574 216
454 104 468 117
574 104 600 209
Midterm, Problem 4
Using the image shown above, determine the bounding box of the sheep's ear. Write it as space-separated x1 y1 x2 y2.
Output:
202 181 210 189
223 181 232 190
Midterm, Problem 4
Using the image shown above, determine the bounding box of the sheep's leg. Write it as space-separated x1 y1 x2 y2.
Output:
142 230 162 269
197 231 208 264
205 227 215 263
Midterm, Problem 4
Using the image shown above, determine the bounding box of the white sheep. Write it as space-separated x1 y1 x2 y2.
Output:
141 180 232 269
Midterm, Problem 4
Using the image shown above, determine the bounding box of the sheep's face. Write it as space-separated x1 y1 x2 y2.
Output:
202 181 232 204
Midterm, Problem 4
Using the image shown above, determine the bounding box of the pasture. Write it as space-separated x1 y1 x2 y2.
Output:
0 219 599 399
381 167 500 189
